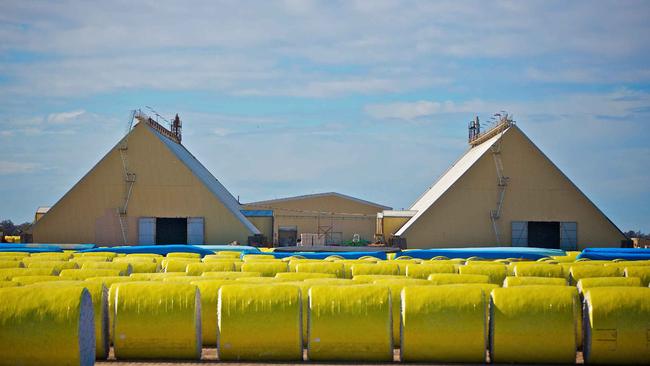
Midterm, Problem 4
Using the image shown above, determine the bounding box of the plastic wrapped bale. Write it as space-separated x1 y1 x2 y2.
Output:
124 261 159 273
186 262 235 275
336 259 378 278
583 287 650 364
90 277 140 344
490 286 578 364
129 272 185 280
295 262 345 278
0 280 19 288
459 264 507 285
275 272 336 281
242 254 276 262
570 265 622 285
352 274 404 283
0 260 24 269
308 285 392 362
213 251 243 258
350 262 400 277
166 252 201 259
241 261 288 277
31 252 73 260
113 282 201 360
625 266 650 287
401 286 487 363
12 275 62 285
577 277 642 293
405 263 457 279
191 280 231 346
201 271 261 279
78 252 118 259
427 273 489 285
30 281 109 360
504 276 568 287
28 260 78 271
218 284 302 361
234 277 293 284
70 256 112 265
162 258 201 273
126 253 163 262
391 259 421 275
372 278 432 346
203 257 243 269
60 269 122 279
514 263 564 278
0 285 95 366
0 251 30 258
286 259 318 271
81 261 133 275
302 278 355 286
0 267 56 280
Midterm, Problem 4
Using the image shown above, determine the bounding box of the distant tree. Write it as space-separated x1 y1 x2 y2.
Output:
625 230 650 239
0 220 16 236
16 222 32 234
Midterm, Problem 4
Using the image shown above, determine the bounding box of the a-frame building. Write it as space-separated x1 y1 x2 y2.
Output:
32 112 259 245
390 118 625 249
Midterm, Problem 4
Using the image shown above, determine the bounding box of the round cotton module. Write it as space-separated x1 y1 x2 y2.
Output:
218 284 302 361
78 252 118 259
295 262 345 278
113 282 201 360
113 256 156 263
503 276 568 287
30 280 109 360
0 285 95 366
126 253 163 262
372 278 432 346
60 269 123 279
186 262 235 276
81 261 132 275
201 271 261 279
234 277 293 284
162 258 201 273
129 272 185 281
287 259 319 271
0 251 30 258
28 260 78 271
405 263 457 279
350 263 400 277
391 259 421 275
97 278 140 344
308 284 392 362
201 258 243 270
70 256 112 264
570 265 622 285
583 287 650 364
0 260 24 269
242 254 276 262
163 276 214 283
625 266 650 287
241 261 288 277
459 264 507 285
577 277 642 293
427 273 489 285
0 280 20 287
0 267 56 280
166 252 201 259
401 286 487 363
490 286 578 364
192 280 231 346
275 272 337 281
513 263 564 278
335 259 379 278
31 252 73 260
302 278 355 286
352 274 404 283
12 275 62 285
124 261 159 273
213 251 243 258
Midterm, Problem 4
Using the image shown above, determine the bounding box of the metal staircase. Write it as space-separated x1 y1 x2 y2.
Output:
117 110 137 244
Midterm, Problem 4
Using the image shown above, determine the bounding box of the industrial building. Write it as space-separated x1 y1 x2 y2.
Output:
242 192 390 246
31 112 260 245
378 115 626 249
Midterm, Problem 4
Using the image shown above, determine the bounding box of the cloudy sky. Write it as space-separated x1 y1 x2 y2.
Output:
1 1 648 232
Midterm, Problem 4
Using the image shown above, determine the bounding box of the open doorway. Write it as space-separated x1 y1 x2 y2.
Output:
527 221 560 249
156 218 187 245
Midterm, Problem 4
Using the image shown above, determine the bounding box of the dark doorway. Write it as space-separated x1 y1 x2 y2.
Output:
528 221 560 249
156 218 187 245
278 227 297 247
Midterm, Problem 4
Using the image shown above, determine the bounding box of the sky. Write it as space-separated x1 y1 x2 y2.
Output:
0 0 649 232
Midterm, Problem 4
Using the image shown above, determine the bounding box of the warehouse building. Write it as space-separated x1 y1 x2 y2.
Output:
32 112 260 245
243 192 390 246
379 115 626 249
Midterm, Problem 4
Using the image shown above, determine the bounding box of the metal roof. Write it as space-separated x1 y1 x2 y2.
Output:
36 206 51 214
245 192 392 210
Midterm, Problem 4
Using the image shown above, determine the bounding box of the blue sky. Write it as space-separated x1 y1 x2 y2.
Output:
0 1 648 232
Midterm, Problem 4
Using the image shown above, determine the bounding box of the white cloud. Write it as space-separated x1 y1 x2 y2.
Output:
0 161 39 175
365 99 489 120
47 110 85 124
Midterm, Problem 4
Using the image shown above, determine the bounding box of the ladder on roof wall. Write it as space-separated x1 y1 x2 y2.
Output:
489 130 509 245
116 110 137 245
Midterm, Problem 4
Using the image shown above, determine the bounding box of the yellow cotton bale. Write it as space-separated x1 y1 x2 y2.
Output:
352 274 404 283
287 258 318 271
303 278 355 286
27 260 78 271
77 251 117 258
91 277 140 344
60 269 122 279
570 265 622 284
163 276 213 283
390 259 421 275
0 251 29 258
129 272 185 280
126 253 163 263
372 278 432 345
241 261 288 277
504 276 568 287
186 262 235 275
577 277 642 293
275 272 336 281
428 273 489 285
0 260 24 268
126 261 159 273
218 284 302 361
12 275 62 285
70 257 111 265
201 271 260 279
0 285 95 366
490 286 578 364
31 252 73 260
113 282 201 360
234 277 293 284
242 254 276 262
335 259 379 278
459 264 507 285
0 280 19 287
514 263 564 278
166 252 201 259
81 261 132 275
295 262 345 278
401 286 487 363
351 262 400 277
191 280 231 346
308 285 392 362
625 266 650 286
213 251 243 258
162 258 201 272
0 267 56 280
202 257 243 270
114 256 155 263
583 287 650 364
406 263 457 279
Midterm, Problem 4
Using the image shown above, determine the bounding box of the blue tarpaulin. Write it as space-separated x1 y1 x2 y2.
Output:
577 247 650 261
395 247 565 260
78 245 214 257
240 250 387 260
0 246 63 253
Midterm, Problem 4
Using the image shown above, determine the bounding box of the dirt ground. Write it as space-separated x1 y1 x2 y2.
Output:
97 348 584 365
